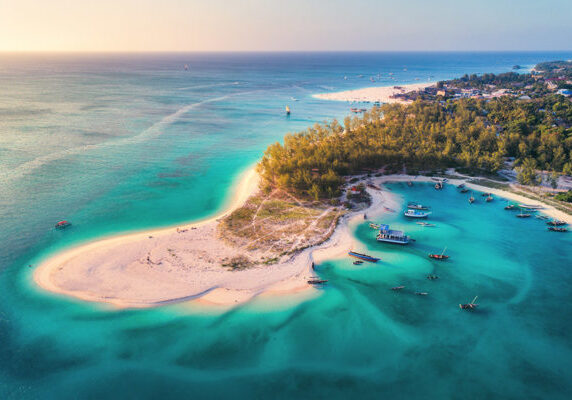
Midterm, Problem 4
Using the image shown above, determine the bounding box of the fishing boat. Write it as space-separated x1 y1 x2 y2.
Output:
516 210 531 218
485 195 494 202
308 279 328 285
369 223 381 229
377 224 410 245
518 204 543 210
548 227 568 232
391 286 405 291
416 222 435 227
404 209 432 218
348 251 380 262
460 296 479 310
285 106 291 116
353 260 364 265
55 220 71 230
407 201 430 210
429 247 449 260
460 188 469 193
547 220 566 226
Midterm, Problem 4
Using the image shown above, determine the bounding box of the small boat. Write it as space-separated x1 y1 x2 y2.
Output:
504 204 517 210
434 182 443 190
407 181 413 187
415 292 428 296
460 188 469 193
353 260 364 265
55 220 71 230
481 192 491 197
485 195 494 202
516 211 531 218
285 106 291 116
369 223 381 229
548 227 568 232
518 204 543 210
460 296 479 310
404 209 432 218
535 215 549 220
348 251 380 263
429 247 449 260
391 286 405 291
416 222 435 227
457 183 465 189
407 201 430 210
377 224 410 245
426 275 439 280
469 194 475 204
547 220 566 226
308 279 328 285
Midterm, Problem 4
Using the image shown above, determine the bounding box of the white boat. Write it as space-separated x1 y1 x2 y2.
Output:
377 224 410 245
404 209 431 218
407 201 430 210
518 204 543 210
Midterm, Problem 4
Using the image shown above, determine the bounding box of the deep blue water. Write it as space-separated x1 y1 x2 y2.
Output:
1 52 571 399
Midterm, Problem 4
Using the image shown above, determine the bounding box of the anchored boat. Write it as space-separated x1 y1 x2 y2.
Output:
429 246 449 260
460 296 479 310
548 226 568 232
55 220 71 230
377 224 410 245
547 220 566 226
407 201 430 210
404 209 431 218
348 251 380 262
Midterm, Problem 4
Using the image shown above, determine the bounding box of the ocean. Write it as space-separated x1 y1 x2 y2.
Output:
1 52 571 399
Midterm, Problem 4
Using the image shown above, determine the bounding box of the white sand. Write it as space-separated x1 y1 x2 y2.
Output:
34 171 569 309
313 82 435 104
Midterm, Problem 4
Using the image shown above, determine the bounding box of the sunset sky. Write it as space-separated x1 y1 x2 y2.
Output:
1 0 571 52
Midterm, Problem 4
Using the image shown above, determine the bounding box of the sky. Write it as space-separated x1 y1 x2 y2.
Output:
0 0 571 52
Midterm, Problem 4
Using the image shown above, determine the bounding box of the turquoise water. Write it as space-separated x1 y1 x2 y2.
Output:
1 53 572 398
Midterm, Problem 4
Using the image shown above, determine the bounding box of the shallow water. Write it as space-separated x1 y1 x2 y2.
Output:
1 53 572 399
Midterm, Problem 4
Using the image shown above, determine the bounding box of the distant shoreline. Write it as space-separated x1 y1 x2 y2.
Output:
313 82 435 104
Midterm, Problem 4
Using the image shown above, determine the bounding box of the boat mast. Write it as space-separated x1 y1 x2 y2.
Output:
441 246 447 256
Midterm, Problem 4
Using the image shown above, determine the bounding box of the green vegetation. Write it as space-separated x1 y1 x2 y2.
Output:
258 94 572 198
555 190 572 203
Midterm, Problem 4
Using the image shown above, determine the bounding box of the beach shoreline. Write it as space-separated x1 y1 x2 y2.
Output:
33 171 570 310
313 82 435 104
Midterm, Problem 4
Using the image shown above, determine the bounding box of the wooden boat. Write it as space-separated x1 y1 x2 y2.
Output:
416 222 435 227
407 201 430 210
548 227 568 232
348 251 380 262
485 195 494 202
547 220 566 226
308 279 328 285
429 247 449 260
434 182 443 190
404 209 431 218
55 220 71 230
391 286 405 291
353 260 364 265
460 188 469 193
369 223 381 229
460 296 479 310
516 211 531 218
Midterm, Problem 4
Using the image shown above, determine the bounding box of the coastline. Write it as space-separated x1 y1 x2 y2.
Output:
33 171 569 310
313 82 435 104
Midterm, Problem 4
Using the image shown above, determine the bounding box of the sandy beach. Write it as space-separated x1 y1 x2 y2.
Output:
34 171 570 309
313 82 434 103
